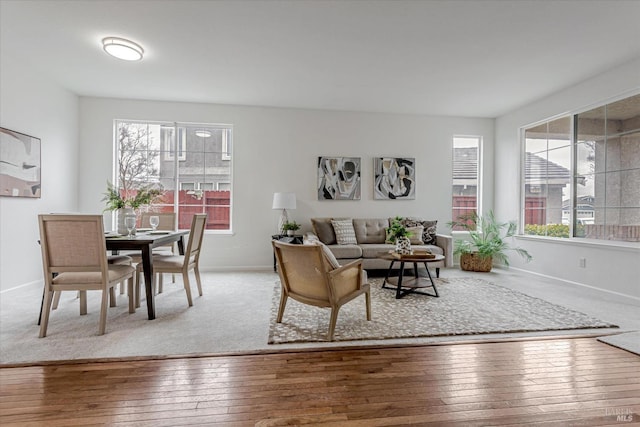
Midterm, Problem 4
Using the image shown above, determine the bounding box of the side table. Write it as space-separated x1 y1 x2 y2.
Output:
379 253 444 299
272 234 304 271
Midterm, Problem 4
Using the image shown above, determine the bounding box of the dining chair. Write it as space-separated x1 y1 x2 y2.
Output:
272 240 371 341
38 214 136 337
131 212 177 296
135 213 207 307
51 254 132 309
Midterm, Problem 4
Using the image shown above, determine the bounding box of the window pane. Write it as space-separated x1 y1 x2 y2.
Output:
574 95 639 241
523 117 572 237
452 136 480 230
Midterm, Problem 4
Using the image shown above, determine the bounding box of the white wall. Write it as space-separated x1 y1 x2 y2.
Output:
495 58 640 299
78 97 494 271
0 54 79 291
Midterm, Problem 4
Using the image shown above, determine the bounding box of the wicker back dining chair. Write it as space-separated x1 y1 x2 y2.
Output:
38 214 136 337
140 212 177 233
126 212 177 300
272 240 371 341
135 213 207 307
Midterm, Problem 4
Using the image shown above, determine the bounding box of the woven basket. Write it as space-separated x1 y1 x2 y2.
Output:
460 253 493 272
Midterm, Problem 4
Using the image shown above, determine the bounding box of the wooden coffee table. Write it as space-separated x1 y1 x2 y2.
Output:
379 253 444 299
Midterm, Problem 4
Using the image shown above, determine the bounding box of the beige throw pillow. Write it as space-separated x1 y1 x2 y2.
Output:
407 225 424 245
331 219 357 245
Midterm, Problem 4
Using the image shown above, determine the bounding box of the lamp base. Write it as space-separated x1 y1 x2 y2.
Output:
278 209 289 235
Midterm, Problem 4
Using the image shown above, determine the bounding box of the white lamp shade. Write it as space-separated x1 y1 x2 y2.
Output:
272 192 296 210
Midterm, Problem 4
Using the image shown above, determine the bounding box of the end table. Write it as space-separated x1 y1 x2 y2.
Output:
272 234 304 271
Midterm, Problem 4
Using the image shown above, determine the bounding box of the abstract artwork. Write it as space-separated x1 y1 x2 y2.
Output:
374 157 415 200
0 128 41 198
317 156 361 200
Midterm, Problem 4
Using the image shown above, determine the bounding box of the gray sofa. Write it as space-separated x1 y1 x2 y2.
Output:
307 217 453 276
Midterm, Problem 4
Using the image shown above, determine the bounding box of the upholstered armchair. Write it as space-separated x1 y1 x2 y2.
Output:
272 240 371 341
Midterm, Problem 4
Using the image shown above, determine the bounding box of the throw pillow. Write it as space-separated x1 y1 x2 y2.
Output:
402 218 438 245
311 218 336 245
407 225 424 245
331 219 357 245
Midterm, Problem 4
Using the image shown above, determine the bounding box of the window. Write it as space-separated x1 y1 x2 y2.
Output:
522 93 640 242
115 121 233 231
452 136 481 230
523 117 572 237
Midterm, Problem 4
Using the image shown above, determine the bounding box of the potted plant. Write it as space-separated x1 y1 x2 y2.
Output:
447 211 532 272
388 216 413 254
282 221 301 236
103 181 163 234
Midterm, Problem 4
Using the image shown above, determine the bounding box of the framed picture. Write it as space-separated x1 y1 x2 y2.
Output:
0 127 41 198
317 156 361 200
374 157 415 200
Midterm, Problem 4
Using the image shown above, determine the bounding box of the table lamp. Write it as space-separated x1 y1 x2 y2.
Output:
272 192 296 235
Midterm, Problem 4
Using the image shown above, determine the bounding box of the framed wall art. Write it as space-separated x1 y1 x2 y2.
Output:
0 127 41 198
317 156 361 200
374 157 415 200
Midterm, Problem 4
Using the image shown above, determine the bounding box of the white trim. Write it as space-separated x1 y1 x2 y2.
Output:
1 279 42 294
508 265 640 302
516 234 640 252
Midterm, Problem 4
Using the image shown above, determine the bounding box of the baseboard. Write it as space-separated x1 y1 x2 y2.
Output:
0 278 42 294
509 266 640 302
199 265 274 273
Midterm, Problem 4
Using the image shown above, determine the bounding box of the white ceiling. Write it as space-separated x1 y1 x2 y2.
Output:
1 0 639 118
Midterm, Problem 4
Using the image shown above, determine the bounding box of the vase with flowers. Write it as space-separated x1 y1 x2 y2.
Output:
103 182 163 234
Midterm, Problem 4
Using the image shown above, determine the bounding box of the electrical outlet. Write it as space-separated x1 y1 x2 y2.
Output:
579 258 586 268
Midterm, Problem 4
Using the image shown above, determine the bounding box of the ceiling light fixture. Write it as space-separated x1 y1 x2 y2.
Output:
102 37 144 61
195 130 212 138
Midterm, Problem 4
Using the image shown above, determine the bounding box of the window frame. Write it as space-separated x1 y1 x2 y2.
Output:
114 120 234 234
520 91 640 244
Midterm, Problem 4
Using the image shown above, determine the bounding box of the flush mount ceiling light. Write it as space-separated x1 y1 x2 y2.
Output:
102 37 144 61
195 130 212 138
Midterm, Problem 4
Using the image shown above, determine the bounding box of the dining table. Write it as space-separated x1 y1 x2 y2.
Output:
106 230 189 320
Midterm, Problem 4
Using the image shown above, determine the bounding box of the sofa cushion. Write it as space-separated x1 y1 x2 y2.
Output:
331 219 357 245
402 218 438 245
425 244 443 256
359 243 396 258
353 218 389 244
326 244 362 259
311 218 336 245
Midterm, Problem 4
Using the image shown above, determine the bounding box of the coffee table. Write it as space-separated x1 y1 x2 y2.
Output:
379 253 444 299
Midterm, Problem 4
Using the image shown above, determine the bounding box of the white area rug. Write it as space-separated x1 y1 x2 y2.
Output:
268 277 618 344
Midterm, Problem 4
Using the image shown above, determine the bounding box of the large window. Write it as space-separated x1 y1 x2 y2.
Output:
452 136 482 229
523 93 640 242
115 121 233 231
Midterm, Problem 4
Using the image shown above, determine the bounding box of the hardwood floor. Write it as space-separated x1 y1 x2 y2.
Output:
1 338 638 426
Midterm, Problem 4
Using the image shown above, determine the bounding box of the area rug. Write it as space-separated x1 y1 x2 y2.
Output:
268 277 618 344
